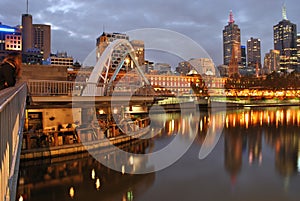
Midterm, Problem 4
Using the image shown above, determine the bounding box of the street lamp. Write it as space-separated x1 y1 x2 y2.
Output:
125 57 130 72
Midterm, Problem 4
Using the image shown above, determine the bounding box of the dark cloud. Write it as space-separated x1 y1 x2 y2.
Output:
0 0 299 66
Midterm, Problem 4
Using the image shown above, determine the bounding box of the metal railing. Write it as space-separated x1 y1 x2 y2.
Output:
0 82 27 201
27 80 155 97
27 79 86 96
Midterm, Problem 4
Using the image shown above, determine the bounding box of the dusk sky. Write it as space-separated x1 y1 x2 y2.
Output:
0 0 299 67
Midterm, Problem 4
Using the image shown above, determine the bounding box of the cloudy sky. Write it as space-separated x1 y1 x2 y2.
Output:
0 0 299 67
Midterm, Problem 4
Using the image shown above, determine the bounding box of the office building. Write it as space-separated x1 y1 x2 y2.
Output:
223 10 241 66
33 24 51 61
176 61 192 75
0 22 22 60
247 37 261 68
241 45 246 68
297 33 300 67
263 49 280 74
130 40 145 66
50 51 74 67
188 58 216 76
228 42 239 77
154 63 172 74
21 14 51 61
96 32 145 71
273 5 298 71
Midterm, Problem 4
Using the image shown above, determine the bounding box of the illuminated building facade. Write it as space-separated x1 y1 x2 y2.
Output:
228 42 239 77
0 22 22 60
223 10 241 66
50 51 74 67
273 5 298 71
247 37 261 68
297 33 300 67
241 45 246 68
263 49 280 74
130 40 145 66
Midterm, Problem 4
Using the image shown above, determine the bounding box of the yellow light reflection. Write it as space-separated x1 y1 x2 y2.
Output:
18 195 23 201
200 120 203 131
245 112 249 129
225 116 229 128
96 178 101 190
129 156 134 165
69 187 75 198
91 169 96 180
122 165 125 175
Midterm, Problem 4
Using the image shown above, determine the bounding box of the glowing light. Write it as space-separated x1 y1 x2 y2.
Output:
200 120 203 131
96 178 101 190
122 165 125 174
225 116 229 128
69 187 75 198
91 169 96 180
127 191 134 201
18 195 23 201
0 27 15 32
113 108 118 114
129 156 134 165
260 112 263 126
245 112 249 129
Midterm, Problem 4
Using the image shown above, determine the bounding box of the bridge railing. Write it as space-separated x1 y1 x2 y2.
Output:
27 80 155 97
27 79 86 96
0 82 27 201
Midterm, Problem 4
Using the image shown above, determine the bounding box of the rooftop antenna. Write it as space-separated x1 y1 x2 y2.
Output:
103 24 105 33
229 10 235 24
282 2 288 20
26 0 29 14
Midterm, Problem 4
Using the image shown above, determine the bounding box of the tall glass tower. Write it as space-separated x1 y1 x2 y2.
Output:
223 11 241 66
273 4 298 71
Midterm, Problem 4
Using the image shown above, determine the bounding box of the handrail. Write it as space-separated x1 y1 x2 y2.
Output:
0 82 27 201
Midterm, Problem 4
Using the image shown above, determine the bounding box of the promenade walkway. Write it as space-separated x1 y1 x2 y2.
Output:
0 83 27 201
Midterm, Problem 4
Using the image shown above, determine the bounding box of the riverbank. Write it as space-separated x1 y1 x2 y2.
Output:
20 127 150 160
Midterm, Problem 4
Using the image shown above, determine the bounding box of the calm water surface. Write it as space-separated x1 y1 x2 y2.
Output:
17 106 300 201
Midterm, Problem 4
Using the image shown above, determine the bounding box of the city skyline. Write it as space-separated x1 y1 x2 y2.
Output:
0 0 299 67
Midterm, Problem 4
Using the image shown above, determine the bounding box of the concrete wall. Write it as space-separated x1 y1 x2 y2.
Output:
20 64 68 81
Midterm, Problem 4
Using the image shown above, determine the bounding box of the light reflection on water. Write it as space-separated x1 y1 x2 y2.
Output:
17 106 300 201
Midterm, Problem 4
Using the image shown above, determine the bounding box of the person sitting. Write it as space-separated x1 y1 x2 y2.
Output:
0 52 22 90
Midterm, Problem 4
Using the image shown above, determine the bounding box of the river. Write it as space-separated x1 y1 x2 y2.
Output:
17 106 300 201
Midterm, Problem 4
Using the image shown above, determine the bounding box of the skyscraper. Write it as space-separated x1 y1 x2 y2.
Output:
21 14 33 53
228 42 239 77
33 24 51 60
241 45 246 68
263 49 280 74
273 5 298 71
297 33 300 67
223 10 241 66
247 37 261 68
21 14 51 61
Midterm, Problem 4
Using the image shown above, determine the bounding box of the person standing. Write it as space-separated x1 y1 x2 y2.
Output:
0 52 22 90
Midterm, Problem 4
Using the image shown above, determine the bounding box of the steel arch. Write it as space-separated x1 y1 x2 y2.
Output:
82 39 149 96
